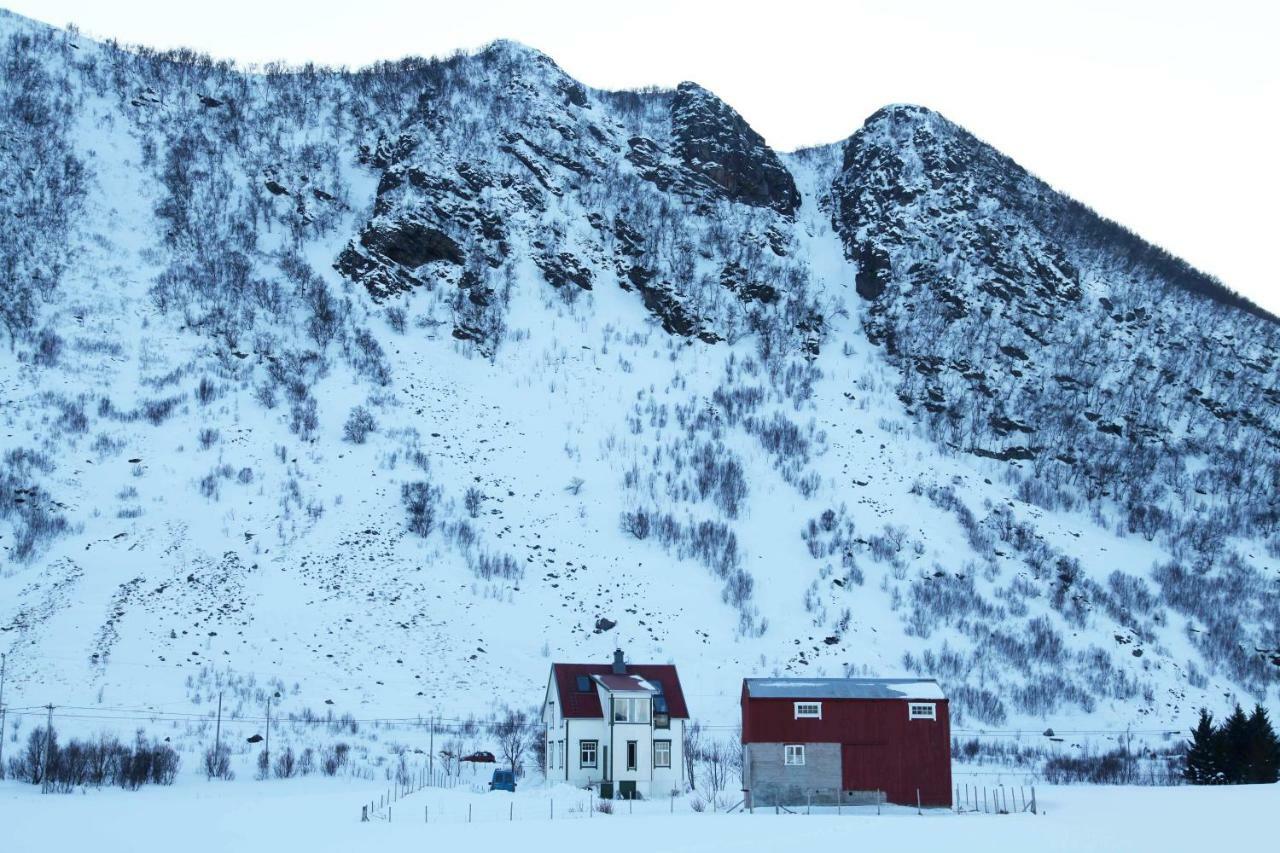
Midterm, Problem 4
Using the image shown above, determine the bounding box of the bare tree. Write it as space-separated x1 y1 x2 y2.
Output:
438 739 463 777
700 736 732 796
491 706 533 776
683 720 702 790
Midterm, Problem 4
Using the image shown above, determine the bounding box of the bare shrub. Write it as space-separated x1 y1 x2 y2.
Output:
402 480 441 537
273 746 296 778
203 744 232 780
464 486 484 518
342 405 377 443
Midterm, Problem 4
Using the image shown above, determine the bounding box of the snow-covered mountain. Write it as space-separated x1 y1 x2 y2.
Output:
2 9 1277 742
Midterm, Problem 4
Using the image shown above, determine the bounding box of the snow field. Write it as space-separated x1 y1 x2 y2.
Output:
1 777 1275 852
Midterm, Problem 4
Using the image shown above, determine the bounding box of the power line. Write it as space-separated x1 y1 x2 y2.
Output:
0 702 1187 738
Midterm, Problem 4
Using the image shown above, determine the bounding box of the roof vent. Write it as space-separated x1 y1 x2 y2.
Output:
612 648 626 675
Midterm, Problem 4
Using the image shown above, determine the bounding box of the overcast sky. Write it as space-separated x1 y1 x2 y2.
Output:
10 0 1278 312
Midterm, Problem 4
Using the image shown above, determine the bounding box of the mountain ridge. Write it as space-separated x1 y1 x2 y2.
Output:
1 9 1277 746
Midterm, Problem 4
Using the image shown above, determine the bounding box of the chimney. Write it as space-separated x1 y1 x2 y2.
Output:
612 648 626 675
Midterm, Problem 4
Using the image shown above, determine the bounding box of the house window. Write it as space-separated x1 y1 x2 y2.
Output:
580 740 598 768
626 740 638 771
653 694 670 728
784 744 806 766
909 702 937 720
614 696 650 723
794 702 822 719
576 675 592 692
654 740 672 768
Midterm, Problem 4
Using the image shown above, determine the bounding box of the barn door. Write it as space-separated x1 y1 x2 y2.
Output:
842 742 893 801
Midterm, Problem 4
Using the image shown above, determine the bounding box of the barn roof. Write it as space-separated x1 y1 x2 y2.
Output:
551 663 689 718
743 677 946 701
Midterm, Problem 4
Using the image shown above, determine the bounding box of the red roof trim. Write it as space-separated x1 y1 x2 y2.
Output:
550 663 689 719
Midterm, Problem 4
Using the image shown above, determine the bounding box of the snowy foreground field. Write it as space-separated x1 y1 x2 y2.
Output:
1 778 1274 852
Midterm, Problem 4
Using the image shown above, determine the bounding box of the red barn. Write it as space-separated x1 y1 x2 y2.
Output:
740 677 951 808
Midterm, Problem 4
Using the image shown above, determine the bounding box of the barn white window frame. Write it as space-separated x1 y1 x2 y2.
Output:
793 701 822 719
908 702 937 720
784 743 806 766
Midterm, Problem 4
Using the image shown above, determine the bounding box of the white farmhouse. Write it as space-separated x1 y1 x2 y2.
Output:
542 650 689 799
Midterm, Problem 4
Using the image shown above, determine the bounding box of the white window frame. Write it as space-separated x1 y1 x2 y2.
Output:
908 702 937 721
580 740 598 768
653 739 672 769
784 743 806 766
794 701 822 719
614 696 651 723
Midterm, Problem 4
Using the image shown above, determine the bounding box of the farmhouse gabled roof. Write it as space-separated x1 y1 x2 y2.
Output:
743 677 946 701
551 663 689 719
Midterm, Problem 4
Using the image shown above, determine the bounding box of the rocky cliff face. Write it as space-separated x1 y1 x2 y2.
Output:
669 81 800 216
1 11 1278 730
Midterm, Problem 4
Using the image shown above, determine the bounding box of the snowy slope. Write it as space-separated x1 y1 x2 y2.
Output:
1 9 1277 761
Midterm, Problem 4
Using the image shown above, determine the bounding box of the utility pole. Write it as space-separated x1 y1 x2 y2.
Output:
0 652 7 780
429 715 435 780
265 693 271 772
42 704 53 794
214 691 223 756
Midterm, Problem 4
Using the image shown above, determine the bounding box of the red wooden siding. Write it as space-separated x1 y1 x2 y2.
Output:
741 690 952 807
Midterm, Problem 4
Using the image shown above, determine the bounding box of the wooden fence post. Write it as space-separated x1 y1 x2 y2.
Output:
916 788 922 815
361 805 368 822
1031 786 1037 815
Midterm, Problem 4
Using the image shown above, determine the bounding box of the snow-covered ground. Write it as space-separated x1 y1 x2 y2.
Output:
0 776 1274 852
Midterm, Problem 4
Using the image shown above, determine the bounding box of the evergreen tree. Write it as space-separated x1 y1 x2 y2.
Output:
1184 708 1223 784
1243 704 1280 784
1220 705 1252 784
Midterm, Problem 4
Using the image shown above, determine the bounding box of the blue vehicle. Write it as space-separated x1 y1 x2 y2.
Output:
489 769 516 792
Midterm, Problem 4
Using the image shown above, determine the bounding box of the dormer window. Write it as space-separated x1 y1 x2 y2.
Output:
613 696 650 723
576 675 592 692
